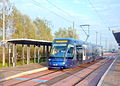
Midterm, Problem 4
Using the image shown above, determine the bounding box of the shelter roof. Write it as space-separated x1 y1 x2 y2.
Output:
4 39 52 46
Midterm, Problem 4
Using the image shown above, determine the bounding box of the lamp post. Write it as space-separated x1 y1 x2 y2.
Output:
96 31 98 45
100 33 101 45
0 0 6 66
0 0 10 66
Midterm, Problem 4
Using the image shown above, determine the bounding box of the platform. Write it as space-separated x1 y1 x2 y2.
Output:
0 62 47 81
98 55 120 86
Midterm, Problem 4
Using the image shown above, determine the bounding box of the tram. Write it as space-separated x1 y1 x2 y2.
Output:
48 38 102 69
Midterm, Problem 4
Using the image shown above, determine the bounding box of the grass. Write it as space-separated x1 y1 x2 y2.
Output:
0 63 8 68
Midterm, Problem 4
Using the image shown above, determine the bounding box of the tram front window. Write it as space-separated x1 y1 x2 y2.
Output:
50 44 67 57
65 44 75 59
66 47 74 59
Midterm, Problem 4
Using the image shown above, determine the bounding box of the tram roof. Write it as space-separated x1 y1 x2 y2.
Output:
4 39 52 46
54 38 102 47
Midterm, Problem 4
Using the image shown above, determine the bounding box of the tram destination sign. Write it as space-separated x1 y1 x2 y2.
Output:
55 40 68 43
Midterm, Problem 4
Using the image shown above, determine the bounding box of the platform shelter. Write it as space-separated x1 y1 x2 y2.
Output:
3 39 52 67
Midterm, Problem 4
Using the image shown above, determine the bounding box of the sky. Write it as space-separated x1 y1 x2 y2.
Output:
3 0 120 49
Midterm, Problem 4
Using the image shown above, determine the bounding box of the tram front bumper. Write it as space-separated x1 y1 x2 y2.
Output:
48 61 67 69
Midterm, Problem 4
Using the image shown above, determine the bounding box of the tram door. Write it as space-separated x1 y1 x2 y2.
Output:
82 45 87 60
76 46 83 62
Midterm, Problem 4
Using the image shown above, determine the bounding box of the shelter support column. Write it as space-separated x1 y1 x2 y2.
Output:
27 45 30 64
2 46 5 66
8 44 11 67
43 45 45 57
12 44 16 67
22 45 25 65
46 46 49 61
34 45 36 63
50 46 52 52
37 46 41 63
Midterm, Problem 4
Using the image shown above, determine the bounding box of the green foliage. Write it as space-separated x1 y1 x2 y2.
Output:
0 7 53 41
0 13 4 40
0 63 8 68
34 17 53 41
54 27 79 39
0 36 2 40
11 8 36 39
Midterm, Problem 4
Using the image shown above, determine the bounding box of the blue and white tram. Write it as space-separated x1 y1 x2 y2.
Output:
48 38 102 69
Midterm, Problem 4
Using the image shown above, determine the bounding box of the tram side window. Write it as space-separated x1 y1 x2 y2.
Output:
67 47 74 59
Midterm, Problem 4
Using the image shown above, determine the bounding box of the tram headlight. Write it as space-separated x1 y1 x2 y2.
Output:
53 64 58 66
48 59 51 61
62 62 65 64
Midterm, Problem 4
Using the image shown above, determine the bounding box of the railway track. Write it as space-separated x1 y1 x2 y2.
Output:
73 58 113 86
38 57 114 86
0 57 114 86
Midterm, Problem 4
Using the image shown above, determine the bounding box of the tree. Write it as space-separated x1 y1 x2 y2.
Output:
34 17 53 41
54 27 79 39
0 7 53 40
0 14 3 40
11 8 36 39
